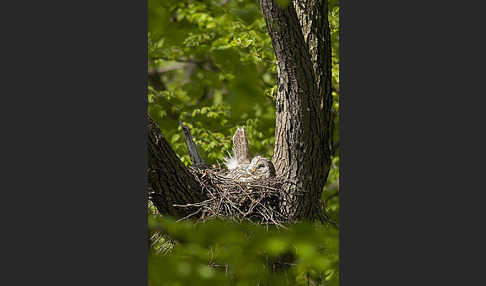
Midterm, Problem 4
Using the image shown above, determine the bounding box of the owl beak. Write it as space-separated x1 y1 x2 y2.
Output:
249 168 256 174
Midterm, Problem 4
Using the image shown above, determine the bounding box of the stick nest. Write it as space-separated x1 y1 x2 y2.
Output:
175 167 291 227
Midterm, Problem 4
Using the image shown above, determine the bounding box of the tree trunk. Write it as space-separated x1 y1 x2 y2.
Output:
260 0 332 220
148 117 205 217
148 0 332 222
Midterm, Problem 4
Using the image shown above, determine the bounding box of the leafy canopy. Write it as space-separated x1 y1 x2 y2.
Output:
149 217 339 286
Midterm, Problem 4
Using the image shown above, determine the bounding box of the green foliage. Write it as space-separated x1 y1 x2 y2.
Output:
325 0 340 225
148 0 340 285
149 217 339 286
275 0 290 9
148 0 278 166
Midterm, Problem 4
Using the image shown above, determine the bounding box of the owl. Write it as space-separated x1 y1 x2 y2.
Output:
245 156 276 180
224 128 276 182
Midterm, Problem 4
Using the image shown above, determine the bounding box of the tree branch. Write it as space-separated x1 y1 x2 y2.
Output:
260 0 332 220
148 116 205 217
180 121 206 168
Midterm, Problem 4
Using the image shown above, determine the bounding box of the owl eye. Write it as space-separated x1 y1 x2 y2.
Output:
257 164 265 168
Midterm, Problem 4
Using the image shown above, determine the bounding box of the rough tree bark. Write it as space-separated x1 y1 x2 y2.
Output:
148 117 205 217
261 0 332 220
148 0 332 222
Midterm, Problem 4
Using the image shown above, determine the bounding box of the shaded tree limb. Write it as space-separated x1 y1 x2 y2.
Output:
148 117 205 217
260 0 332 220
180 121 206 168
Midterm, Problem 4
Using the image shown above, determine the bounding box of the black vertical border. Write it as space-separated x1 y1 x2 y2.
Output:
341 1 486 285
2 0 148 285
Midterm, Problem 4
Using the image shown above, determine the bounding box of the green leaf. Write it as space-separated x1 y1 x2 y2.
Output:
275 0 290 8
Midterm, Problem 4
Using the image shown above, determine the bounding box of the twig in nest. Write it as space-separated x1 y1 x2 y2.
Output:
172 167 291 227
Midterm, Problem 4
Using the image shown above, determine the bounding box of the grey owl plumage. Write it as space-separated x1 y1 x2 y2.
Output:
224 128 275 182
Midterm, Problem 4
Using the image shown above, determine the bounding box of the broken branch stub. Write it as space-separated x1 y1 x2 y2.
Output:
180 121 206 168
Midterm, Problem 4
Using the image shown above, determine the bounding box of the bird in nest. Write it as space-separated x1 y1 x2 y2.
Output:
224 127 276 182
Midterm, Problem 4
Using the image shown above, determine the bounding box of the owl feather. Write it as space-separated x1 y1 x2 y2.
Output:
224 151 240 170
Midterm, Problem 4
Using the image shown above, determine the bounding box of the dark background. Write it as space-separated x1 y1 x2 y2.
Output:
1 0 485 284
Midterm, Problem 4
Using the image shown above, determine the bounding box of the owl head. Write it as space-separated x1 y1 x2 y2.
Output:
246 156 276 179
